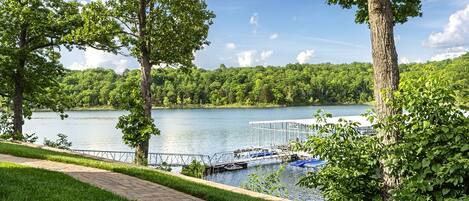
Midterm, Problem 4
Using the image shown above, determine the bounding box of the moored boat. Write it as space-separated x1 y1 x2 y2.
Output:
289 158 326 168
223 163 243 171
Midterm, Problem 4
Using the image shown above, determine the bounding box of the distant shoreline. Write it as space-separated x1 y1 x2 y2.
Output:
32 102 373 112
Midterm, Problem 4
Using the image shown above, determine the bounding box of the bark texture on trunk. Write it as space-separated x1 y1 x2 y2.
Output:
12 69 24 140
135 54 151 165
12 27 27 140
367 0 401 199
135 0 151 166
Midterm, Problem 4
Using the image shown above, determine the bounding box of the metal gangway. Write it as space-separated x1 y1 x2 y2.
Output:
72 147 294 167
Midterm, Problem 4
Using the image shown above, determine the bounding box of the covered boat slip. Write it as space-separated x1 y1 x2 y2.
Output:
246 115 374 169
248 115 374 147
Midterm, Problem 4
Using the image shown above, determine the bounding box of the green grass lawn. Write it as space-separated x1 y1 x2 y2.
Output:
0 162 128 201
0 142 265 201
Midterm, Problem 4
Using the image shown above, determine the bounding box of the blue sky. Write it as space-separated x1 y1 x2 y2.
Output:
63 0 469 72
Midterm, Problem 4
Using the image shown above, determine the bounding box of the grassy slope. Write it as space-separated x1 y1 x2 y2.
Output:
0 162 128 201
0 142 264 201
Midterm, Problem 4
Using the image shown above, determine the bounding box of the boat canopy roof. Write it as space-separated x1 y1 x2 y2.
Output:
249 115 372 127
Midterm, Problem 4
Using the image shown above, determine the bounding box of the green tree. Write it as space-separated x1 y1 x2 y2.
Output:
297 76 469 200
326 0 422 198
0 0 87 139
79 0 214 165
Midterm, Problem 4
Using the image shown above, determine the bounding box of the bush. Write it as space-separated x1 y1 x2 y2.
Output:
44 133 72 150
241 165 289 198
0 108 37 143
297 76 469 200
0 108 14 137
383 77 469 200
294 111 383 200
181 160 206 178
154 162 172 172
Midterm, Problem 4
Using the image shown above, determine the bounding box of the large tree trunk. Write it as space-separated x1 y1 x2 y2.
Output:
135 0 151 165
12 69 24 140
12 27 27 140
135 53 152 165
367 0 401 199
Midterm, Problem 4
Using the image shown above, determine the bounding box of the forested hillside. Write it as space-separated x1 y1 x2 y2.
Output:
59 54 468 108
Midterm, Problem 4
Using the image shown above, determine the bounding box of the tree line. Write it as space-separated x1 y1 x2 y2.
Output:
58 54 468 109
60 62 374 108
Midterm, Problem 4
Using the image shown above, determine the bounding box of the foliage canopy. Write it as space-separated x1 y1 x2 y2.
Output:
0 0 83 122
77 0 215 68
326 0 422 24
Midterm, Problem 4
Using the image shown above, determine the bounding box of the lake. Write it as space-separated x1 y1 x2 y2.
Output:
25 105 371 200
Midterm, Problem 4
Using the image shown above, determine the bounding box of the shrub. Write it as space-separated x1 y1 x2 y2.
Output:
383 77 469 200
154 162 172 172
294 111 383 200
0 108 14 137
241 165 289 198
181 160 206 178
44 133 72 150
0 108 37 143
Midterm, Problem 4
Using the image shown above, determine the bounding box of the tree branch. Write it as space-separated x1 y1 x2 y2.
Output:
112 16 136 36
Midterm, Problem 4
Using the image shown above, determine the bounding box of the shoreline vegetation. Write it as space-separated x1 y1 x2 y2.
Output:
32 102 374 112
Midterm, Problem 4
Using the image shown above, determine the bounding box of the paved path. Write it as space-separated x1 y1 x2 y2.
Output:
0 154 203 201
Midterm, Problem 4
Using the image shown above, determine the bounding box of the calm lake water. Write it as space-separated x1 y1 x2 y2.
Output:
25 105 371 200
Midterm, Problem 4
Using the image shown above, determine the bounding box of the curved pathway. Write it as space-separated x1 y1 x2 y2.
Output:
0 154 203 201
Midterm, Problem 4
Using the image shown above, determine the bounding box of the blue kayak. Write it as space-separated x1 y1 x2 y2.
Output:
290 159 326 168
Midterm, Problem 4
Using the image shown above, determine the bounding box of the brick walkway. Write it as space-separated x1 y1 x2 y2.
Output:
0 154 203 201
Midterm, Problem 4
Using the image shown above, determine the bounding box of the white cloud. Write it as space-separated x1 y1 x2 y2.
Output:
399 56 410 64
114 59 129 73
237 49 273 67
249 13 258 26
84 48 108 67
66 48 131 73
250 13 258 34
260 50 273 61
296 49 315 64
427 5 469 47
399 56 423 64
68 62 86 70
430 46 469 61
225 43 236 50
269 33 278 40
237 50 256 67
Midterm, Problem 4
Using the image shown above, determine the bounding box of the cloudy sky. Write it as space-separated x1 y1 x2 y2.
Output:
61 0 469 72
